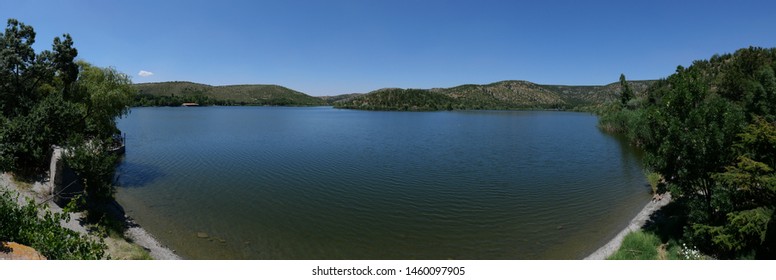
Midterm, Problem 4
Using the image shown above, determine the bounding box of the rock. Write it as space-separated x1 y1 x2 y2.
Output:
0 242 46 260
196 232 209 239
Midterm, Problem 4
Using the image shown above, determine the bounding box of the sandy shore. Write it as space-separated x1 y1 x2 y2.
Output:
1 172 180 260
584 192 672 260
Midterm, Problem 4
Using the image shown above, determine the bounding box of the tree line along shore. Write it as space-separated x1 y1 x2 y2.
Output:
600 47 776 260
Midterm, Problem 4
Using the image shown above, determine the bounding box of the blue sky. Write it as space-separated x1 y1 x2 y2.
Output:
3 0 776 96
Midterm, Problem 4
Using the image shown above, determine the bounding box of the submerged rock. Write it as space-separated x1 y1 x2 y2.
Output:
196 232 209 239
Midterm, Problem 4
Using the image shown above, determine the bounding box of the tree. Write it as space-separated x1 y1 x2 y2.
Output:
73 61 134 139
0 18 41 117
0 19 86 174
1 19 133 176
692 117 776 258
619 73 634 106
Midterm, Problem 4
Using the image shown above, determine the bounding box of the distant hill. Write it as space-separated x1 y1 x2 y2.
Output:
133 79 656 110
332 80 656 111
334 88 456 111
319 93 364 104
433 80 566 109
539 81 654 109
133 81 326 106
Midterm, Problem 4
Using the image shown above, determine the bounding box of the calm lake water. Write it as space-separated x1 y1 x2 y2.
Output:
115 106 650 259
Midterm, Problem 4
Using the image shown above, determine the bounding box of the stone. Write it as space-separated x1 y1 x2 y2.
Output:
0 242 47 260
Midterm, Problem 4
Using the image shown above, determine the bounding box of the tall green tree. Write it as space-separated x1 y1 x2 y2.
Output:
73 61 134 139
0 18 41 117
693 117 776 258
0 19 87 173
619 73 634 106
0 19 79 118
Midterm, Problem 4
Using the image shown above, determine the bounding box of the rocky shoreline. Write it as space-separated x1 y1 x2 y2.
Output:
0 172 180 260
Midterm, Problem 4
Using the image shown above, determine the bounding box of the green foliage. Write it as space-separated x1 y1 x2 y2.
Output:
690 207 772 258
442 81 567 110
1 19 131 186
646 171 662 195
0 188 105 259
335 88 456 111
332 80 656 111
608 230 712 260
63 138 119 203
693 117 776 258
133 92 226 107
0 18 89 174
74 61 134 139
0 19 41 117
599 46 776 259
620 74 634 106
132 81 326 106
608 231 662 260
0 93 85 174
0 18 136 260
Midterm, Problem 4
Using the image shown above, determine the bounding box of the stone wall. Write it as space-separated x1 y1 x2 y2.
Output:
49 146 83 207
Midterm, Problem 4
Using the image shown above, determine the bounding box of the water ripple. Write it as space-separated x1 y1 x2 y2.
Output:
116 107 650 259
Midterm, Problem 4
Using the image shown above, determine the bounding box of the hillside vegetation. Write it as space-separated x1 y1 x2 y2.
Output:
333 88 456 111
332 80 654 111
133 81 326 106
134 79 655 110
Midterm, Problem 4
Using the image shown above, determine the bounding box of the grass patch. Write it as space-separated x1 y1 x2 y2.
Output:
104 233 152 260
608 230 709 260
608 231 662 260
645 171 662 195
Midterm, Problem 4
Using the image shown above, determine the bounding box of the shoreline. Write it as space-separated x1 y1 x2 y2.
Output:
0 172 180 260
584 192 672 260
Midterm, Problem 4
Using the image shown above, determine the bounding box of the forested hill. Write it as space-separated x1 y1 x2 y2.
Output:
133 79 654 109
332 80 655 111
133 81 326 106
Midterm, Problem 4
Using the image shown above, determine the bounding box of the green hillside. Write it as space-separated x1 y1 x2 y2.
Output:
540 80 654 109
334 88 456 111
436 80 566 109
332 79 655 111
133 81 325 106
320 93 364 104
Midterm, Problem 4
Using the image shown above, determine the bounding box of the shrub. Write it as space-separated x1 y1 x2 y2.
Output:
0 187 105 259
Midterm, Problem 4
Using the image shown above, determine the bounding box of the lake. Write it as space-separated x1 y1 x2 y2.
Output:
115 106 650 259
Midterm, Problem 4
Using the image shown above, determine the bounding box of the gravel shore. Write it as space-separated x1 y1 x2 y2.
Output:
584 192 672 260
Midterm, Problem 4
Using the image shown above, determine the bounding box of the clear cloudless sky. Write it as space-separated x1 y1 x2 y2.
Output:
3 0 776 96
